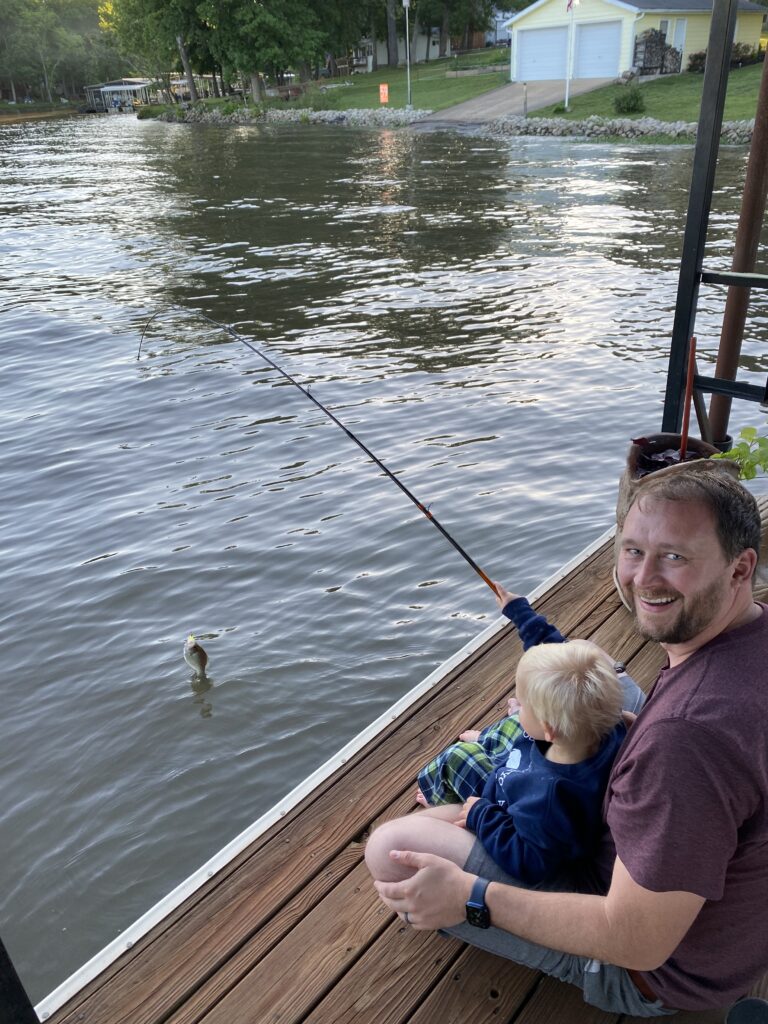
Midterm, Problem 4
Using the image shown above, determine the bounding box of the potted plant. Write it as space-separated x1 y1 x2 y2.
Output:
712 425 768 480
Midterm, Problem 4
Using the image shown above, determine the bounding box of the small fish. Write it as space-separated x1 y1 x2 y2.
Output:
183 634 209 678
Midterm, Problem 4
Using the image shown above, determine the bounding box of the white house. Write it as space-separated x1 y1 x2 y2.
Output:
505 0 764 81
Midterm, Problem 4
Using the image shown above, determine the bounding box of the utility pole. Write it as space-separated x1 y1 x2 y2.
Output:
403 0 412 109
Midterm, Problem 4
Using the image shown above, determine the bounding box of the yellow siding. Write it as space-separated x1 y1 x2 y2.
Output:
509 0 765 78
633 12 708 62
734 13 764 51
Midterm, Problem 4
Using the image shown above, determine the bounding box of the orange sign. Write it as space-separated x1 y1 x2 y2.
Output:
379 83 389 104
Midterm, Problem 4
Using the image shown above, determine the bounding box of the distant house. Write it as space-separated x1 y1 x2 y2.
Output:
487 8 517 44
504 0 765 81
365 29 448 68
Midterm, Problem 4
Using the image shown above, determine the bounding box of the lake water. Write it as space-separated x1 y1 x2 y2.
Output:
2 114 767 1003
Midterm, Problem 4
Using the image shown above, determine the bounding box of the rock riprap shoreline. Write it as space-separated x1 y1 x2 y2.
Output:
485 113 755 144
160 104 754 143
160 105 432 127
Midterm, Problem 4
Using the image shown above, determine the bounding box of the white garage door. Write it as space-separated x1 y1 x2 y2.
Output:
517 26 568 81
574 21 622 78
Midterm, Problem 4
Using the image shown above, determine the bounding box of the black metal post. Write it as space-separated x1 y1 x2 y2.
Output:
661 0 739 432
0 937 38 1024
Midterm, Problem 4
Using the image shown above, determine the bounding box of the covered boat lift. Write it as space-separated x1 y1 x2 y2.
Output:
83 79 154 113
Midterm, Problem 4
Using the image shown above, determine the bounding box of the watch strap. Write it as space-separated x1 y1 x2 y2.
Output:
469 876 490 906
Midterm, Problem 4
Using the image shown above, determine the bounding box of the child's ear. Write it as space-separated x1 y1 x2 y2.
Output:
543 723 557 743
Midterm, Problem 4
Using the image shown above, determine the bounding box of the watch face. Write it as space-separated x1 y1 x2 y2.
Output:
466 902 490 929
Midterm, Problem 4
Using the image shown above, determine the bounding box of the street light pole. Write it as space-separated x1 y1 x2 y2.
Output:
403 0 412 109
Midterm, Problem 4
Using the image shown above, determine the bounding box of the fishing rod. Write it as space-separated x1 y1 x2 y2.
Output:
138 308 497 594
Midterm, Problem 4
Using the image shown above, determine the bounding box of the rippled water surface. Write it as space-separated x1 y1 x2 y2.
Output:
2 115 767 1002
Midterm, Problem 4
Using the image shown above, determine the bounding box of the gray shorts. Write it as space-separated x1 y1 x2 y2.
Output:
443 841 675 1018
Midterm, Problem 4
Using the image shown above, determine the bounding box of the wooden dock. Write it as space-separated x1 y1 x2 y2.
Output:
44 526 768 1024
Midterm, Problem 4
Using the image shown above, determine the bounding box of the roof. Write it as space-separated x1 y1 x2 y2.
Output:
506 0 765 24
628 0 765 10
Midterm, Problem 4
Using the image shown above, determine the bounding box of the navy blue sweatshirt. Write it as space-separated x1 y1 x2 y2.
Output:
465 722 626 883
466 595 626 883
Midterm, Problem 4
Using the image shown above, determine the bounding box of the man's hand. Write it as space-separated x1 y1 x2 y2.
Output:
374 850 474 929
453 796 481 829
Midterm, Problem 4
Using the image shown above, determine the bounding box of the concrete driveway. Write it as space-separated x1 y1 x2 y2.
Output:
418 78 612 124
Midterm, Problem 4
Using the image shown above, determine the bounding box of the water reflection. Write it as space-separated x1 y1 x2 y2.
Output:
190 675 213 719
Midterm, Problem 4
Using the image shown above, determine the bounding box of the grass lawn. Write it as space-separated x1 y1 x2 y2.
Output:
532 62 764 121
303 59 509 111
270 48 512 112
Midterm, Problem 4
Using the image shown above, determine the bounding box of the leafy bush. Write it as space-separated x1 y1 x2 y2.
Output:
731 42 759 66
713 426 768 480
688 43 760 73
136 104 167 120
687 50 707 73
613 85 646 114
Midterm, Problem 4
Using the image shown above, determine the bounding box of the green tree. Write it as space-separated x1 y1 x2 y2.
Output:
0 0 35 101
199 0 324 99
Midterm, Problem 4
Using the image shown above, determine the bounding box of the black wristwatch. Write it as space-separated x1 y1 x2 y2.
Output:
465 876 491 928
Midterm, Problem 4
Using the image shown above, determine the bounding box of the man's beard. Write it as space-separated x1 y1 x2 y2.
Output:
630 578 726 645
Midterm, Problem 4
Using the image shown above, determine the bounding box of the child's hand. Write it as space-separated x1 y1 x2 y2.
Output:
458 729 481 742
622 710 637 729
506 696 520 716
492 581 519 611
454 796 481 829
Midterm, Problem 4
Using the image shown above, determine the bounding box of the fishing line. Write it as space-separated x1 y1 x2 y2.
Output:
138 308 497 593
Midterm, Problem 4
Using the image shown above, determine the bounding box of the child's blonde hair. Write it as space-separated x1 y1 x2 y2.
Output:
515 640 623 746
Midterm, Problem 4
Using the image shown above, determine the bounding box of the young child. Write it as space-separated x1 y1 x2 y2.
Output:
365 585 631 887
416 582 640 808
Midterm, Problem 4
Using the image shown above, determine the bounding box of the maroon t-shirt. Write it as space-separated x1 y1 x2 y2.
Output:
594 604 768 1011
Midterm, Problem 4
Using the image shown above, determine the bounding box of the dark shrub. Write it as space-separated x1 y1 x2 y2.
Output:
688 43 760 73
687 50 706 72
731 42 758 66
613 85 646 115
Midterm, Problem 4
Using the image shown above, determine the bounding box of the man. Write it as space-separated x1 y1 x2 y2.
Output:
373 472 768 1016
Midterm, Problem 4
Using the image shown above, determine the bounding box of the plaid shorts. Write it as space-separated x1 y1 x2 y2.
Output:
417 715 523 805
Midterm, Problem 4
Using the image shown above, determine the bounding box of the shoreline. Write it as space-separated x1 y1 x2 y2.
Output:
158 104 755 144
0 107 85 126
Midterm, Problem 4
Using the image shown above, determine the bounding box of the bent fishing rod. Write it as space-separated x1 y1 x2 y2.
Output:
138 308 497 594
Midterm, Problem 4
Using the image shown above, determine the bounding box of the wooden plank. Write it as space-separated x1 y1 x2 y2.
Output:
164 845 364 1024
625 641 667 693
193 861 386 1024
406 946 540 1024
301 918 464 1024
514 974 617 1023
587 604 647 666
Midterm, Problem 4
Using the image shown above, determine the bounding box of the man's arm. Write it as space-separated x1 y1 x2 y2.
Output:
374 850 704 971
